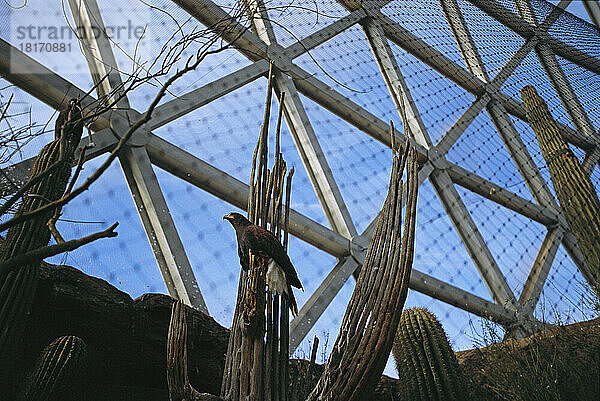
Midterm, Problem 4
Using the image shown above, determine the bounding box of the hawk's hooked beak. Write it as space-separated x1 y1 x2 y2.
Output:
223 213 233 221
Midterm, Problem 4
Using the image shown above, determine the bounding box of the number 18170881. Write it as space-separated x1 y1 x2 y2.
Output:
19 42 72 53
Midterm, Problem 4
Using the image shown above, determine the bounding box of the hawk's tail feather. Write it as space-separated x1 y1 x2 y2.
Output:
287 283 299 317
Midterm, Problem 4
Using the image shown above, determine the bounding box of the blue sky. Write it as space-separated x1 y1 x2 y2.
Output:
1 0 599 378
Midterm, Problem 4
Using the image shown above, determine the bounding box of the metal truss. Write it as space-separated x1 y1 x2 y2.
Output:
1 0 599 352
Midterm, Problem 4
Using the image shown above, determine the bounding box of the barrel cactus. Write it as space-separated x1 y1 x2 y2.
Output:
393 308 465 401
22 335 87 401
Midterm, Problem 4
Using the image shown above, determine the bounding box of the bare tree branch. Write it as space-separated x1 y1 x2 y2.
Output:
0 22 249 233
0 222 118 273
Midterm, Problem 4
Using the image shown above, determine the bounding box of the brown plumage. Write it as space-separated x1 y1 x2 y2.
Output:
223 212 303 316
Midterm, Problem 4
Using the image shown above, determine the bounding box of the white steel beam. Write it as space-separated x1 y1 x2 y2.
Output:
439 0 570 327
178 0 358 238
357 9 517 309
466 0 600 76
0 37 109 131
289 161 518 351
174 0 412 154
583 0 600 28
362 17 432 148
492 37 538 85
511 0 600 289
2 1 565 240
0 0 553 342
436 94 490 155
2 17 540 271
439 0 490 82
0 38 121 196
487 100 558 207
67 0 129 107
373 9 486 95
290 257 360 352
289 249 519 353
437 34 538 155
175 0 589 166
446 163 558 226
149 1 588 156
439 0 583 207
274 75 358 238
119 146 207 311
288 65 409 151
285 9 368 59
290 162 436 352
68 0 207 312
150 9 366 131
173 0 268 61
178 0 540 322
439 0 559 212
518 227 563 314
149 60 269 130
249 0 358 238
542 34 600 77
370 8 596 150
429 169 517 308
144 133 352 257
407 268 516 325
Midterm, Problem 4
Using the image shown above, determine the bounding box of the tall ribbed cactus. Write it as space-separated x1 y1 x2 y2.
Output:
0 101 83 381
22 335 87 401
521 86 600 293
392 308 465 401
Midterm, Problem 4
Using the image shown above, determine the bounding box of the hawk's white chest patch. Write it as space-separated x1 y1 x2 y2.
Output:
266 259 287 295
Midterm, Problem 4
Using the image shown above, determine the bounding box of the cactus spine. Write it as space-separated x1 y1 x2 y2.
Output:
23 335 87 401
521 85 600 293
0 102 83 386
393 308 465 401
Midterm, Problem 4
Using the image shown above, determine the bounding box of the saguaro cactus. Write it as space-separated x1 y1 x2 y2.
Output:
22 335 87 401
521 85 600 293
306 140 419 401
0 101 83 385
392 308 465 401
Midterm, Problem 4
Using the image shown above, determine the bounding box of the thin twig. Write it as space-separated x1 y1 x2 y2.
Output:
0 35 239 233
47 217 66 244
0 222 118 273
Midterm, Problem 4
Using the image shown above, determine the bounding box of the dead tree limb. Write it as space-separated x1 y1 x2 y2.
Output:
221 63 294 401
167 300 223 401
306 140 419 401
0 222 118 273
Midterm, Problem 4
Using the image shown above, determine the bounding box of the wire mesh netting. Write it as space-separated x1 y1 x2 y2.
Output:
1 0 599 379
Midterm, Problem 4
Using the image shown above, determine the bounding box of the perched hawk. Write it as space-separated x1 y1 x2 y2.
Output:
223 212 303 316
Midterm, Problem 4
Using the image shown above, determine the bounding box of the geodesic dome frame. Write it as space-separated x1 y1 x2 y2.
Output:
1 0 599 353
